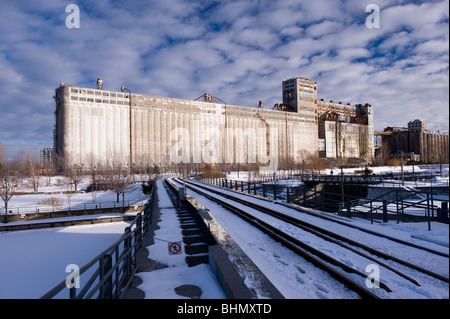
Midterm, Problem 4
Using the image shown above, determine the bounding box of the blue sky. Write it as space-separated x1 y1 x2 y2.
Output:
0 0 448 158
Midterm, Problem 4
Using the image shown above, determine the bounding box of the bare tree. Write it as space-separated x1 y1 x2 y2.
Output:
307 154 325 174
379 140 391 166
297 149 311 174
102 150 131 203
86 152 99 187
26 153 40 192
201 163 222 179
8 150 27 180
0 176 21 223
56 151 84 191
65 177 74 206
0 142 6 174
0 145 22 223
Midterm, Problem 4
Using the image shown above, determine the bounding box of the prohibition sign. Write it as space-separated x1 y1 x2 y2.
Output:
168 241 182 255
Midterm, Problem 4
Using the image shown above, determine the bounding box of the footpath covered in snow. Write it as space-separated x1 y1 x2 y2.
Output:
127 179 227 299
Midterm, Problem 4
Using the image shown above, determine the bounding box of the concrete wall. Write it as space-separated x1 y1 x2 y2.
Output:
319 121 372 159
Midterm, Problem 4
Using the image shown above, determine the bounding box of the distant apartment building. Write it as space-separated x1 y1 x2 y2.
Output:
40 147 55 169
408 119 426 131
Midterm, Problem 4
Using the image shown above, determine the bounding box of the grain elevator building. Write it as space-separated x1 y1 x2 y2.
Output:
53 77 374 169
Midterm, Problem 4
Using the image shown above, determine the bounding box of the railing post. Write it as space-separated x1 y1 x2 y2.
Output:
370 200 373 224
440 202 449 222
69 278 77 299
124 227 131 281
346 197 351 218
383 200 388 223
136 213 143 248
426 193 431 231
320 190 324 211
115 245 120 298
401 197 405 222
395 190 399 224
430 186 434 218
99 254 112 299
273 183 276 200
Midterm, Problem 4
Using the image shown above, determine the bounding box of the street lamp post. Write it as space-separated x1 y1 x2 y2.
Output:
340 166 344 207
122 174 127 210
268 158 276 183
398 150 404 186
121 86 133 170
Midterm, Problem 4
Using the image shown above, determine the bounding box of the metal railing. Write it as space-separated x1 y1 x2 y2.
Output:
201 177 448 229
293 187 449 228
40 181 155 299
3 199 148 216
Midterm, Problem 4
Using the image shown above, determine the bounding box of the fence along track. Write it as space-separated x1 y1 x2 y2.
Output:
174 178 382 299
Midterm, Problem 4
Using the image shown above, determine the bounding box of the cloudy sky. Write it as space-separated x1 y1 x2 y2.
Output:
0 0 448 158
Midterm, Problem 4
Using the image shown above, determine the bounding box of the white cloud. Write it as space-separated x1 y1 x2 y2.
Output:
0 0 448 157
306 20 345 38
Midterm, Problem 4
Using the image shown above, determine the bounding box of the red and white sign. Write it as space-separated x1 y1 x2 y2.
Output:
168 241 182 255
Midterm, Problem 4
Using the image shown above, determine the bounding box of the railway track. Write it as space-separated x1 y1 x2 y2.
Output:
172 178 449 299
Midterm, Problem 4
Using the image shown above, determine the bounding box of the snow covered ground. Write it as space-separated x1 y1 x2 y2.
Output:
0 167 448 299
0 221 132 298
5 180 148 216
0 178 149 299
